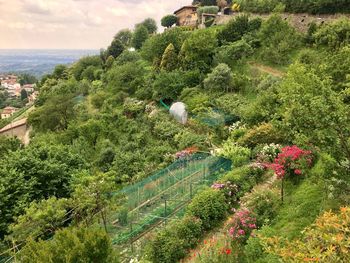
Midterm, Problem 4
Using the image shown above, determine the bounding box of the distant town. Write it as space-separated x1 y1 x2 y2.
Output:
0 74 38 120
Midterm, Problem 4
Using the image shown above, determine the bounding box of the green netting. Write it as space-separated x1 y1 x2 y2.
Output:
107 153 231 245
194 109 238 127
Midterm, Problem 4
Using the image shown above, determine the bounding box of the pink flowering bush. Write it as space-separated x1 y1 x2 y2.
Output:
227 209 257 245
267 145 312 179
211 181 239 207
265 145 313 201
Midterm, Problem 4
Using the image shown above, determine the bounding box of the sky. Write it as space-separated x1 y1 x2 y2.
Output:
0 0 190 49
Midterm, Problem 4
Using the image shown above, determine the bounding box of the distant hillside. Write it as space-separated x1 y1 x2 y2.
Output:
0 49 99 77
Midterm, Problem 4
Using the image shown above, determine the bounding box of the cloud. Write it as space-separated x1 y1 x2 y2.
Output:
0 0 190 49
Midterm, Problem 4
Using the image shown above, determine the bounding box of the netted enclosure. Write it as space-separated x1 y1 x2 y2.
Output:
194 109 238 127
107 153 231 245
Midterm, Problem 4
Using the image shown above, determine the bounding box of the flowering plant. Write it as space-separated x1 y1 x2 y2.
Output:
227 209 257 245
175 147 199 159
211 181 239 206
256 143 282 163
267 145 312 179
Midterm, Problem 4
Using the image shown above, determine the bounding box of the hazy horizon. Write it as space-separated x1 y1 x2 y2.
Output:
0 0 189 50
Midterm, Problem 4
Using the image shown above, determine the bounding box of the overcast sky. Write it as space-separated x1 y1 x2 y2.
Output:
0 0 190 49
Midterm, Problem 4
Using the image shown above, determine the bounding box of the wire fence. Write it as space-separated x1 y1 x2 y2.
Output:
108 153 232 245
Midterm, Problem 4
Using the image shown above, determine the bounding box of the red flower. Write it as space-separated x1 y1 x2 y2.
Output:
294 169 302 175
225 248 232 255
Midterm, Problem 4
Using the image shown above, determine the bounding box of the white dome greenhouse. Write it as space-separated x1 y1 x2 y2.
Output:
169 102 188 125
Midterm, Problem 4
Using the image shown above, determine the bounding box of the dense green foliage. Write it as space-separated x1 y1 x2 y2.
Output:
1 9 350 263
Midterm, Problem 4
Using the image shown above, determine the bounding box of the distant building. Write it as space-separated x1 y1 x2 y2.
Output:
1 106 18 119
23 84 35 93
174 5 198 27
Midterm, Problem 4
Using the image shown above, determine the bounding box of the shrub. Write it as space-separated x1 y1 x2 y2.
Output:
174 216 203 249
217 15 250 44
180 87 211 114
314 18 350 49
259 15 301 65
145 227 186 263
160 43 178 71
215 141 251 167
197 6 219 23
203 63 234 92
242 186 281 227
161 15 178 28
186 188 228 230
227 209 257 245
238 123 284 148
18 227 117 263
180 29 218 72
174 129 207 150
263 207 350 262
214 40 254 67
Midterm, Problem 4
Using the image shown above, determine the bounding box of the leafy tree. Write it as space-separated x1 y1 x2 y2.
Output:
52 64 68 79
217 14 250 44
141 27 190 64
264 207 350 262
19 74 37 85
20 89 28 101
314 18 350 49
114 50 141 66
180 29 218 72
137 18 158 34
0 136 22 158
0 143 86 238
276 63 350 163
72 56 102 81
7 197 70 243
214 39 253 67
106 62 146 94
160 43 178 71
105 55 115 69
132 25 149 50
28 93 76 131
259 14 300 65
203 63 234 92
106 38 125 58
71 171 116 230
152 70 189 100
114 29 133 47
193 0 217 6
18 227 118 263
161 15 178 28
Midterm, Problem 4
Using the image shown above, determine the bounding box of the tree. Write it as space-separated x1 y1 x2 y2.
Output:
106 38 125 58
7 197 70 243
114 29 133 47
71 171 117 231
160 43 178 71
18 227 118 263
264 207 350 262
203 63 234 92
28 93 76 131
180 29 218 72
217 0 228 11
0 143 86 238
19 73 37 85
105 55 115 69
161 15 178 28
137 18 157 34
276 63 350 163
259 14 300 65
0 137 22 158
132 25 149 50
217 14 250 44
21 89 29 101
193 0 217 6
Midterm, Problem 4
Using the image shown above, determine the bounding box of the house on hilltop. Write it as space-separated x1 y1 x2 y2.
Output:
174 5 198 27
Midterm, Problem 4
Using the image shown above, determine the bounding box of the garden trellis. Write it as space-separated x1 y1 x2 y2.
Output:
107 153 231 245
